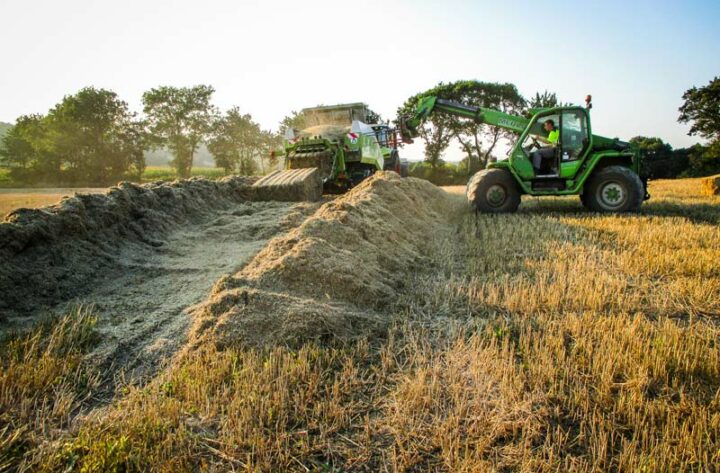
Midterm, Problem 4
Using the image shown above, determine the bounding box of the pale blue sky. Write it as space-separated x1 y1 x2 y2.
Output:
1 0 719 161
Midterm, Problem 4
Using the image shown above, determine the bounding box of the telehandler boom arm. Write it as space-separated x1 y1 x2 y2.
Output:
400 96 530 143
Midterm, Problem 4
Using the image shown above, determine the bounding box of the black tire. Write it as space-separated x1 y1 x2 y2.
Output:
466 169 521 213
384 149 400 172
584 165 644 213
580 192 591 209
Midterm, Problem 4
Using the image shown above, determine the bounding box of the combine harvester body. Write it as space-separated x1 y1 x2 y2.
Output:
254 103 404 201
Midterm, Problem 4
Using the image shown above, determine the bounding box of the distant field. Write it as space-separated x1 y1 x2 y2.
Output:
0 166 228 189
0 188 107 219
0 166 229 218
141 165 228 182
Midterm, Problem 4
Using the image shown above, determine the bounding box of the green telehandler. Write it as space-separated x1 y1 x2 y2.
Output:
400 95 650 213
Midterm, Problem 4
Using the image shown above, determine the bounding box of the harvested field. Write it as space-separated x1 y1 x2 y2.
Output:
702 173 720 195
0 177 320 389
1 174 719 472
0 188 106 219
192 173 458 348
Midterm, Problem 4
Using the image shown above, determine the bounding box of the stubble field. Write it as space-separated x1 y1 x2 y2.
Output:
0 175 718 472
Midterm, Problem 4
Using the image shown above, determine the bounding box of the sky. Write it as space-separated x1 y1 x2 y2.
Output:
1 0 719 162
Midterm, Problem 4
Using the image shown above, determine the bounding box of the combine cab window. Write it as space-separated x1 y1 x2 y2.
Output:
560 110 588 160
373 126 390 147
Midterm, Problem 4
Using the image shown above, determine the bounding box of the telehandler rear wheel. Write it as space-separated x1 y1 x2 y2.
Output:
466 169 521 213
584 165 644 213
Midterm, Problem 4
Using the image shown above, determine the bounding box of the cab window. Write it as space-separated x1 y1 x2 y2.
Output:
522 113 559 149
560 110 588 160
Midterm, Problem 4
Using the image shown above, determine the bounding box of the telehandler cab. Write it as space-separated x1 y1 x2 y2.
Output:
400 95 649 213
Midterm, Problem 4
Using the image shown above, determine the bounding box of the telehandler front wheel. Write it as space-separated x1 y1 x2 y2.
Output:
584 165 644 213
579 192 591 210
466 169 521 213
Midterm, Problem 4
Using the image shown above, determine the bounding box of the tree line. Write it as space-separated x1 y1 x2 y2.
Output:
397 78 720 184
0 85 280 185
2 78 717 186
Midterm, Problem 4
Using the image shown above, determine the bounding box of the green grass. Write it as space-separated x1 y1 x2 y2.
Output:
0 168 11 187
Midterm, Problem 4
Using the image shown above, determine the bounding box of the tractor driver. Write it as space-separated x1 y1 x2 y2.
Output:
531 119 559 173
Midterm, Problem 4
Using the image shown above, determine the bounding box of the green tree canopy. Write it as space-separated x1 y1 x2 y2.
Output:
142 85 217 178
679 76 720 141
50 87 146 182
398 80 525 173
0 122 12 140
528 90 560 109
630 136 678 178
207 107 275 175
279 111 307 136
0 88 146 184
686 141 720 177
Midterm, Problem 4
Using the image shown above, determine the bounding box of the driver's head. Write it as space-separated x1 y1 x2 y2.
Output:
543 119 555 132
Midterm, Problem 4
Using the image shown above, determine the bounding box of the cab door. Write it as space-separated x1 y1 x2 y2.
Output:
559 109 590 178
514 112 560 179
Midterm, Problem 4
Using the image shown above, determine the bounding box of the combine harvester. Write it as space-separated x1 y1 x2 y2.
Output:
400 94 650 213
253 103 405 201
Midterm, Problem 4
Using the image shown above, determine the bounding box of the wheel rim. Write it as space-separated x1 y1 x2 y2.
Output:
596 180 627 210
486 184 507 208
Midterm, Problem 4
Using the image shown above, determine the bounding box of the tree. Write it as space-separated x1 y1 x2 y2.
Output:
0 88 146 184
679 76 720 141
143 85 217 178
49 87 146 183
398 80 525 174
0 122 12 141
279 111 307 136
258 130 282 173
629 136 676 178
365 109 383 124
207 107 265 175
686 141 720 177
528 90 560 109
397 84 455 171
0 114 55 181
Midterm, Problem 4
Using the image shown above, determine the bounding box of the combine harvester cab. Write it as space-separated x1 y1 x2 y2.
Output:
253 103 401 201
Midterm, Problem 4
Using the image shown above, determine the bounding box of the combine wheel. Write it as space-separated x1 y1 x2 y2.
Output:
584 165 644 213
466 169 521 213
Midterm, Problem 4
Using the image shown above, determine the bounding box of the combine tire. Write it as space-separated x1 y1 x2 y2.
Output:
466 169 521 213
584 165 644 213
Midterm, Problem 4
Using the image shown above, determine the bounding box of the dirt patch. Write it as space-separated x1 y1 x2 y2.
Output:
0 176 322 389
0 177 256 320
81 200 314 387
701 174 720 196
190 172 458 349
